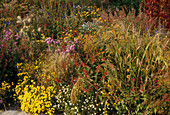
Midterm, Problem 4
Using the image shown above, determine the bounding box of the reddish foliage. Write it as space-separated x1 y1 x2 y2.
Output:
143 0 170 30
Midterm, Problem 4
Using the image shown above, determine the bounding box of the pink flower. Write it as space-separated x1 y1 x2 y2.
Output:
0 100 3 103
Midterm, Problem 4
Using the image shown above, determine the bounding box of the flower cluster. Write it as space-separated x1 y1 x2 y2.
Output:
0 81 11 91
17 84 56 115
15 60 58 115
44 37 79 54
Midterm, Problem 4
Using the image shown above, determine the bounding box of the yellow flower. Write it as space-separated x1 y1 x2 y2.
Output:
126 75 130 79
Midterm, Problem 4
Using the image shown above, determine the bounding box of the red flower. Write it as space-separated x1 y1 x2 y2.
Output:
82 87 89 93
85 75 89 79
74 60 79 68
93 84 98 89
103 72 107 76
62 61 66 69
56 78 61 83
131 78 135 81
96 65 100 69
81 61 87 68
45 79 49 81
68 55 72 59
89 56 95 64
132 88 135 92
71 80 75 85
74 78 77 81
3 59 8 69
83 69 87 76
100 76 103 80
165 97 170 102
162 70 165 74
96 65 100 72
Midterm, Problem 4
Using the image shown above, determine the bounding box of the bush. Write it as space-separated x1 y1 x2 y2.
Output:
0 29 24 109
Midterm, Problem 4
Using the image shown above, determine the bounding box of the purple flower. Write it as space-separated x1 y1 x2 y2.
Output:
46 41 50 44
8 32 12 35
15 30 19 33
4 34 9 37
47 12 50 15
66 49 70 52
16 37 20 40
7 22 10 25
13 42 17 45
23 91 26 93
57 48 61 52
14 47 18 50
55 40 59 44
44 37 51 42
74 38 78 43
0 100 3 103
62 51 66 54
47 49 50 52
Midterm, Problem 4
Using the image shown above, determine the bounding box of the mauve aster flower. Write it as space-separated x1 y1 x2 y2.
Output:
74 38 78 43
13 42 17 45
0 100 3 103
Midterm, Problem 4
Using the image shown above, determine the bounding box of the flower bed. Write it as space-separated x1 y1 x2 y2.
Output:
0 0 169 114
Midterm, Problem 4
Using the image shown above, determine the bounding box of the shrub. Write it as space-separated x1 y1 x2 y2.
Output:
0 29 23 109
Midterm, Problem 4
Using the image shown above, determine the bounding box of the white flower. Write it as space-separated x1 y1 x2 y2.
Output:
17 16 22 20
57 104 60 108
20 28 23 33
16 20 22 24
28 18 31 22
53 105 56 107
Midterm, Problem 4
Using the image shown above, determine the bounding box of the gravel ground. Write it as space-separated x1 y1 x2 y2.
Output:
0 110 64 115
0 110 30 115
